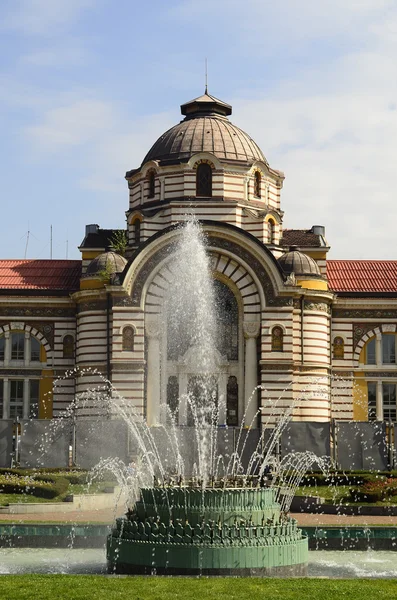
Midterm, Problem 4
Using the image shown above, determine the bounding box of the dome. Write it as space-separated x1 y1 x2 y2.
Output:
278 248 322 278
85 251 127 278
141 92 267 166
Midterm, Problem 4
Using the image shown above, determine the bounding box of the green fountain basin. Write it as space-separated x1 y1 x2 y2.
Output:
107 486 308 576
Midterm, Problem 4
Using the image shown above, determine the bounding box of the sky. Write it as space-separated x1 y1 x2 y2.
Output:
1 0 397 260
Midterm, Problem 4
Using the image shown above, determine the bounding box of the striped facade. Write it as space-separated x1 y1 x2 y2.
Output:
1 90 396 433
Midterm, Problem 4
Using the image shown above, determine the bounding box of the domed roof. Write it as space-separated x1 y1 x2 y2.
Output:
278 248 322 278
141 91 267 166
85 251 127 278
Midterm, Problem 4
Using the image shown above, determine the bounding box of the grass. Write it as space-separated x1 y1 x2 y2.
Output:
295 485 397 506
0 576 395 600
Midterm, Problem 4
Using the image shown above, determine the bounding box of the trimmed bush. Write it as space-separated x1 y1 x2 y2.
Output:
0 474 69 500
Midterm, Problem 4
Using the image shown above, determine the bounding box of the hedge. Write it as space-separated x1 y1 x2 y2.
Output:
0 474 69 499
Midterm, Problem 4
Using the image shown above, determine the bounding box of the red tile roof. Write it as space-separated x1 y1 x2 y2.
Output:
327 260 397 293
0 260 81 291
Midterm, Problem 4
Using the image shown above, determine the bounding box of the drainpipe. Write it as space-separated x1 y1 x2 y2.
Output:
106 291 111 385
300 295 304 365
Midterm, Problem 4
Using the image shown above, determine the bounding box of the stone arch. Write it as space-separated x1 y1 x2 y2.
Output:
144 249 261 321
0 323 53 365
354 326 382 367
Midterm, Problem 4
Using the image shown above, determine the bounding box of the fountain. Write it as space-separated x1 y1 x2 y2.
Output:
105 217 319 576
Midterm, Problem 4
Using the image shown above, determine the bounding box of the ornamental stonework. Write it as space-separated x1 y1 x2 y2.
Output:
0 306 75 318
0 321 54 348
128 235 284 307
304 301 331 314
77 300 108 313
364 371 397 378
353 323 380 350
333 309 397 319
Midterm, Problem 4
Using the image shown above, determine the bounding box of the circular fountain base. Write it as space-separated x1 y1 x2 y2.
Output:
106 487 308 576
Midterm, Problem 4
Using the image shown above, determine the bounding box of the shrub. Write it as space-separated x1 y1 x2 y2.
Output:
0 473 69 500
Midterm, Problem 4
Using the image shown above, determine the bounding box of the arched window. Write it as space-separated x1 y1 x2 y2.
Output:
133 220 141 245
271 326 284 352
122 326 134 352
31 337 41 362
11 332 25 360
267 219 275 244
226 376 238 426
0 336 4 362
254 171 261 198
167 280 238 361
166 375 179 423
148 171 155 199
196 163 212 197
333 337 344 359
63 335 74 359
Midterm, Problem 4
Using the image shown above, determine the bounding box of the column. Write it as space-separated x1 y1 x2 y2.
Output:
376 380 383 421
4 332 10 367
23 378 29 420
24 332 30 367
218 372 228 426
178 373 188 426
146 318 161 426
159 177 165 201
243 322 260 427
3 378 9 419
376 333 382 366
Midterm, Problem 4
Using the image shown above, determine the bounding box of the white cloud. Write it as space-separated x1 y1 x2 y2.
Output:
2 0 94 35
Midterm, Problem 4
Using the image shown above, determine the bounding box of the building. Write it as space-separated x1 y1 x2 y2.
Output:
1 91 397 430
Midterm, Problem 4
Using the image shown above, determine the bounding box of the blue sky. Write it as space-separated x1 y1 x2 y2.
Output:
1 0 397 260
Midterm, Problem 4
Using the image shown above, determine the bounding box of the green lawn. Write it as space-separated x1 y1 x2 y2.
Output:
0 576 395 600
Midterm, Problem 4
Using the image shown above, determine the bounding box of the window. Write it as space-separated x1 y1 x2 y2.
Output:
0 380 3 419
148 171 155 199
31 337 41 362
366 338 376 365
122 326 134 352
383 335 396 364
29 380 40 419
166 376 179 423
367 382 377 421
9 380 24 419
254 171 261 198
364 334 397 365
226 376 238 426
267 220 275 244
333 337 344 359
383 383 396 421
0 337 4 362
271 326 284 352
63 335 74 359
367 381 397 422
133 220 141 245
196 163 212 197
167 280 238 361
11 333 24 361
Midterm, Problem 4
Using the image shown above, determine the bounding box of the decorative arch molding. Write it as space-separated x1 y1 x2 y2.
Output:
140 161 159 178
0 322 53 365
264 211 281 225
269 323 287 335
187 152 222 171
122 223 287 310
352 324 397 366
144 248 261 319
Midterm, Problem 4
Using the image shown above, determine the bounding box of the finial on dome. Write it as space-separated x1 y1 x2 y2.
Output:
205 57 208 95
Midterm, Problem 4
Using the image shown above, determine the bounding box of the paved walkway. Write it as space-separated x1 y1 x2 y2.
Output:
0 507 397 526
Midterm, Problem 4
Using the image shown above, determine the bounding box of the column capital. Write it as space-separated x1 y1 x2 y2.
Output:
146 317 161 339
243 321 260 339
